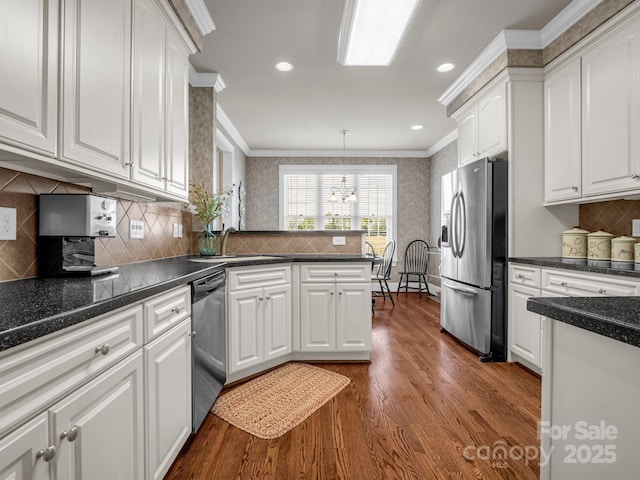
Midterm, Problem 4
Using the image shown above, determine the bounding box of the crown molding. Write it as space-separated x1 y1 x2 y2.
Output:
425 129 458 157
247 149 428 158
184 0 216 35
540 0 602 47
217 106 250 155
188 65 226 92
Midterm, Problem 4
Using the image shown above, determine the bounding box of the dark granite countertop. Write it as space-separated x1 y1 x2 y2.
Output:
0 254 373 353
213 230 367 235
509 257 640 279
527 296 640 348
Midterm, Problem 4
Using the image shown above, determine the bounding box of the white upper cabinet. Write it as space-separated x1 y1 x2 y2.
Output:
0 0 58 156
454 81 507 166
544 58 582 203
60 0 131 178
582 16 640 196
131 0 189 199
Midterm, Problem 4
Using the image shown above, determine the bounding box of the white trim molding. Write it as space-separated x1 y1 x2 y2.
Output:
184 0 216 35
425 129 458 157
188 64 225 90
217 106 251 155
540 0 602 48
248 149 428 158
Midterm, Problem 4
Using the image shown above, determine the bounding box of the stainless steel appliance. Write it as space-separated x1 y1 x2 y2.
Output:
440 157 507 361
38 194 119 277
191 270 226 433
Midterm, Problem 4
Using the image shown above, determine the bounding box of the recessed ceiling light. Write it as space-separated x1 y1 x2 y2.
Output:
436 63 455 73
275 62 293 72
410 125 423 130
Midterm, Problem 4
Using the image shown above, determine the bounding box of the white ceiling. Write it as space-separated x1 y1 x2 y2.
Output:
189 0 575 154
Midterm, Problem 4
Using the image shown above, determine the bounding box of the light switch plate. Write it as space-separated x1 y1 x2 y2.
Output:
633 219 640 237
130 220 144 239
332 236 346 246
0 207 17 240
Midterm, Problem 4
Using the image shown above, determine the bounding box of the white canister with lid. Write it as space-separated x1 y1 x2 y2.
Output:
561 227 589 258
611 236 636 262
587 230 614 260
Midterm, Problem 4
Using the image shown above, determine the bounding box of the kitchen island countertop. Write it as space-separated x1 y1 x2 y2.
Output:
0 254 373 353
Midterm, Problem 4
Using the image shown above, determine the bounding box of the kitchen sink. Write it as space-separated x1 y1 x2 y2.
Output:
188 255 282 263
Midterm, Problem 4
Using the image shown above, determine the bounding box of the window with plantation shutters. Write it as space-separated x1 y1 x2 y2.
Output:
279 165 397 255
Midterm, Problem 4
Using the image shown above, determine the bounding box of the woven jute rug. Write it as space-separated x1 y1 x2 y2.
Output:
211 362 351 439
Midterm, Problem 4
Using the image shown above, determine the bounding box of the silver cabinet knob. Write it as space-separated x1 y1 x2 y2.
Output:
516 273 525 279
259 297 264 301
265 295 271 300
330 291 334 296
598 288 606 294
560 281 567 287
95 344 110 355
338 291 343 295
171 306 182 314
571 185 578 191
60 426 79 442
631 174 639 179
189 331 196 338
36 446 56 462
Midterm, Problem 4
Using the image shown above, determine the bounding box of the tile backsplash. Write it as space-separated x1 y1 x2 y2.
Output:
0 167 196 282
579 200 640 238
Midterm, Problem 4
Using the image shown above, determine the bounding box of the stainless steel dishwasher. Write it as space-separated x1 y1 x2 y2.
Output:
191 269 226 433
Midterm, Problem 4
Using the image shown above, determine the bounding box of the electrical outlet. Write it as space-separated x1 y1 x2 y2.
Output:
633 219 640 237
173 223 183 238
0 207 17 241
332 236 346 246
130 220 144 239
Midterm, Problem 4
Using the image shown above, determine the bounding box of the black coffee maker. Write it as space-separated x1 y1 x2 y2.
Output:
38 194 119 277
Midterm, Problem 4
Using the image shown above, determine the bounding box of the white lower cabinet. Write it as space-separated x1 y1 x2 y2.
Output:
49 350 144 480
144 320 192 480
0 285 194 480
299 263 372 353
227 266 292 375
0 413 51 480
509 283 543 369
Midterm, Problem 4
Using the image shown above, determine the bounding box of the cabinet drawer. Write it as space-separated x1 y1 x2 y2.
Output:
144 286 191 342
228 265 291 291
509 264 541 288
300 263 371 283
0 305 143 437
541 269 638 297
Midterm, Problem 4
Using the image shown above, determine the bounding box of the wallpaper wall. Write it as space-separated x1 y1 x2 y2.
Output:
244 156 431 281
0 167 195 282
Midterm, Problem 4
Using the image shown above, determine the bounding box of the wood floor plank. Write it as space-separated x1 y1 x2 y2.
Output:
166 295 541 480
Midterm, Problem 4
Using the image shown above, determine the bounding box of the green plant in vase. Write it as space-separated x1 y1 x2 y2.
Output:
187 182 232 256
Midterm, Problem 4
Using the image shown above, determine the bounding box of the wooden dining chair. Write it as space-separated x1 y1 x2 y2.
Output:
396 239 431 299
372 240 395 306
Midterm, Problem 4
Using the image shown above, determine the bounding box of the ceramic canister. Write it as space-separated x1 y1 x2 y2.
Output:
635 243 640 263
561 227 589 258
611 236 636 262
587 230 614 260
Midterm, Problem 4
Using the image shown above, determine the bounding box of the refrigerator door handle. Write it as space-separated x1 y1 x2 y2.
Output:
443 281 477 295
458 191 466 258
449 191 459 257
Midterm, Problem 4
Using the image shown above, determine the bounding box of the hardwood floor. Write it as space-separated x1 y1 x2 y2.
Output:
166 294 541 480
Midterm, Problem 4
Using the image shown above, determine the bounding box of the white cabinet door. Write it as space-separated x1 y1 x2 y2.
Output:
300 284 336 352
60 0 131 178
145 320 192 480
582 17 640 196
457 108 478 165
263 284 292 361
508 283 542 369
131 0 166 191
228 287 263 373
49 350 144 480
477 83 507 158
164 28 190 198
545 58 582 202
0 413 51 480
0 0 58 155
336 283 372 351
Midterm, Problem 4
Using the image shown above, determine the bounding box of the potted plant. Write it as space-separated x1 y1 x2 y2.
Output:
187 182 233 256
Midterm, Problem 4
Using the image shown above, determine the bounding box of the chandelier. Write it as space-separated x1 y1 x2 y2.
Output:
329 130 357 203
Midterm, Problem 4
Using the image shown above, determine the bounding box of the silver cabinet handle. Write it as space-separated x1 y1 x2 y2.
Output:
124 162 133 166
36 446 56 462
330 291 334 295
559 281 567 287
571 185 578 191
171 306 182 314
259 297 264 301
631 174 639 179
598 288 606 294
265 295 271 300
189 331 196 338
60 426 79 442
95 344 110 355
338 291 343 295
516 273 525 279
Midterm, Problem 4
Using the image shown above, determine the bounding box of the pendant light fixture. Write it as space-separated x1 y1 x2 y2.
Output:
329 130 357 203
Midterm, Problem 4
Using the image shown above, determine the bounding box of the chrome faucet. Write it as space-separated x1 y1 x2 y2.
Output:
219 227 236 256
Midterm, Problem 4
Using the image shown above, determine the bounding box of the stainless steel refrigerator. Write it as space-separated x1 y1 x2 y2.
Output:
440 157 507 361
